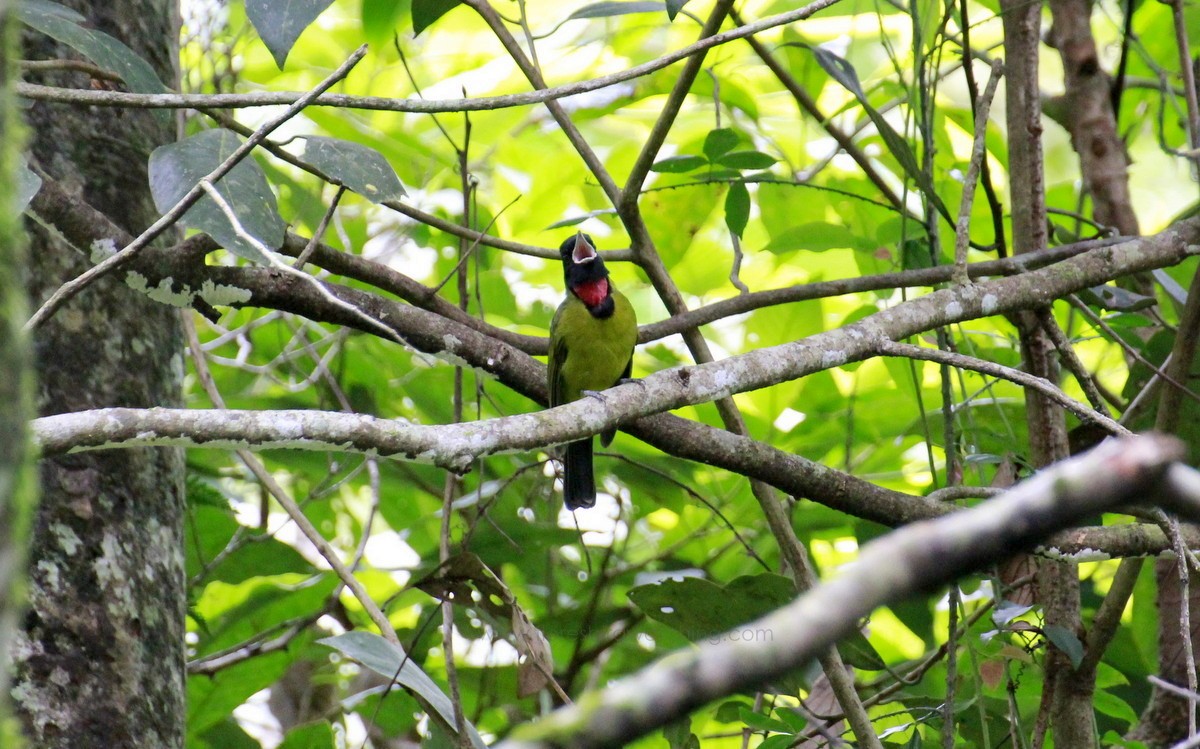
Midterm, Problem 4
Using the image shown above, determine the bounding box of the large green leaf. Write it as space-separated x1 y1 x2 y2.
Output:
628 572 795 640
245 0 335 68
148 129 285 264
186 504 316 585
320 631 487 749
19 0 169 121
303 136 407 203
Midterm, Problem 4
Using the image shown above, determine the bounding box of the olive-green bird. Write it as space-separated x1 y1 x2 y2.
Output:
548 232 638 510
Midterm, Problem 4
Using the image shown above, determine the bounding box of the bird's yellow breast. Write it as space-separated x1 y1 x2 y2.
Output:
548 289 637 406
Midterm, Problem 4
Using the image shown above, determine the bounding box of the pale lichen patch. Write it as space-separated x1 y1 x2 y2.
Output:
198 279 251 306
89 238 118 263
94 531 136 614
821 349 847 368
36 560 60 592
51 523 82 555
981 293 999 315
945 300 963 318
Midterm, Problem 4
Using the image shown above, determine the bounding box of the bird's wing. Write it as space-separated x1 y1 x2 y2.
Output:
548 303 569 407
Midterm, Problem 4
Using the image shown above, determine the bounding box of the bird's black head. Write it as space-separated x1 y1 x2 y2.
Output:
559 232 614 317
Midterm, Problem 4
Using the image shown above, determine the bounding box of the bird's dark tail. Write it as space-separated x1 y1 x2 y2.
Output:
563 438 596 510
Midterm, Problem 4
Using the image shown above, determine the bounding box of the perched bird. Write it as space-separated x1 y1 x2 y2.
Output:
548 232 638 510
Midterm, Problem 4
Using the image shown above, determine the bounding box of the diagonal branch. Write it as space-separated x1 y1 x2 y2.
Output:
493 435 1193 749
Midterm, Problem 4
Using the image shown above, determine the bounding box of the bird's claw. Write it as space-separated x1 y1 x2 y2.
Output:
617 377 645 391
582 389 607 403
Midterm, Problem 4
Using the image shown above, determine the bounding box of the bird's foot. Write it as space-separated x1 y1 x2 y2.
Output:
582 389 607 403
617 377 645 391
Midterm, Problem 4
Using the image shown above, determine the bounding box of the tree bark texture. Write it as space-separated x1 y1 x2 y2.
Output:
10 2 186 748
1000 2 1095 747
1046 0 1139 236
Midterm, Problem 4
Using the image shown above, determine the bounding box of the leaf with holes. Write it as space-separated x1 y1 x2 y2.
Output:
303 137 407 203
320 631 486 748
148 129 285 264
628 572 793 640
245 0 334 68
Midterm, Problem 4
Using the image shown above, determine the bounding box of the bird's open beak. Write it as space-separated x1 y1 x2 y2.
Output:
572 232 597 264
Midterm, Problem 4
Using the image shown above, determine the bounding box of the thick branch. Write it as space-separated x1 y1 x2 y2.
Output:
495 435 1192 749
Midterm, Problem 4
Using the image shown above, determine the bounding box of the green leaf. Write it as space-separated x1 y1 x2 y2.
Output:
303 136 407 203
716 151 778 170
148 129 286 264
245 0 334 69
799 45 953 226
666 0 691 19
837 627 887 671
663 717 695 749
320 631 487 749
412 0 462 35
568 1 665 20
1093 689 1138 725
724 180 750 237
1044 624 1084 669
650 155 708 173
715 700 748 723
762 222 874 254
628 572 794 641
703 128 740 161
738 707 793 733
362 0 412 43
186 504 316 584
19 0 169 121
15 161 41 213
279 721 335 749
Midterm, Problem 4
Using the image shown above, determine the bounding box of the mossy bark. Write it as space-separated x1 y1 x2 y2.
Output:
11 2 187 747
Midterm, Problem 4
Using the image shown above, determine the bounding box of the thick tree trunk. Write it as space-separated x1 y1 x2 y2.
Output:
10 2 186 748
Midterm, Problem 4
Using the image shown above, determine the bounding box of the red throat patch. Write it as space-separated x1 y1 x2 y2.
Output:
574 278 609 308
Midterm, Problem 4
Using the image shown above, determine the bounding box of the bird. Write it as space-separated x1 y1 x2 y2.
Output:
547 232 638 510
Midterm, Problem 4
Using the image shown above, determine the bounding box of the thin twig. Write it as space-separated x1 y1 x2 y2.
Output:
952 59 1003 285
293 185 346 269
24 44 368 330
876 340 1129 437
